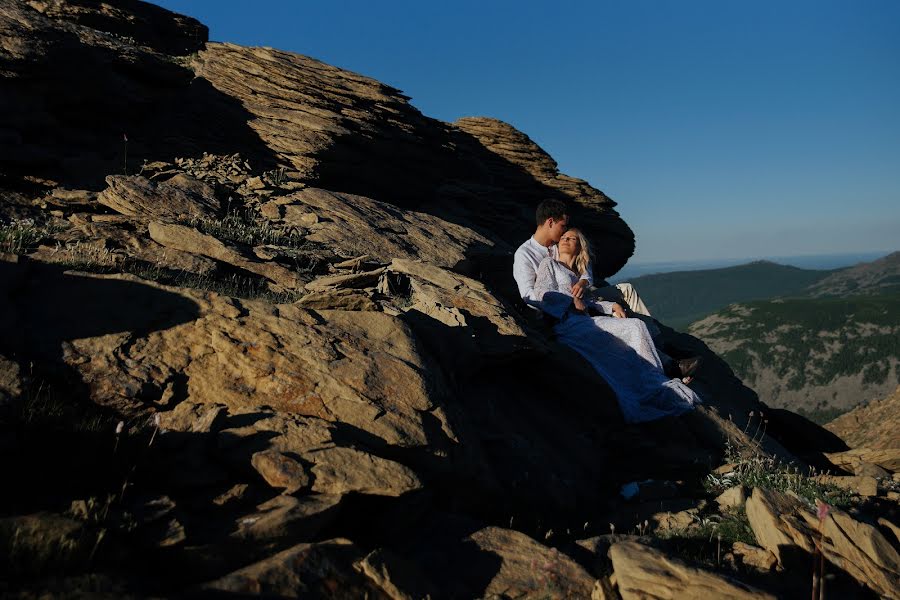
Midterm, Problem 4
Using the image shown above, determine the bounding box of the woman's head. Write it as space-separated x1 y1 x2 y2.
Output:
558 228 592 276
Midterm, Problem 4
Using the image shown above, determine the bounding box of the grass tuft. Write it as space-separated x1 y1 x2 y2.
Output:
705 434 854 508
0 219 65 254
186 210 305 249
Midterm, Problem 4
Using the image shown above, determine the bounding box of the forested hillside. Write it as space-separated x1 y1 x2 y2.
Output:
690 292 900 421
629 261 834 329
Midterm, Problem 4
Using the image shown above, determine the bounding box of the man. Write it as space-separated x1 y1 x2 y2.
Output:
512 199 652 317
512 198 700 383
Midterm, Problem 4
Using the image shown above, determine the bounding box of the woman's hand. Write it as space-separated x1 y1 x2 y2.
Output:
571 279 587 298
611 303 626 318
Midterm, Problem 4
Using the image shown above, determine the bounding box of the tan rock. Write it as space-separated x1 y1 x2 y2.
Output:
391 258 523 339
878 517 900 545
219 412 335 456
98 174 220 222
213 483 250 507
745 488 816 564
13 270 454 449
714 463 738 475
854 461 890 478
591 576 620 600
731 542 777 571
354 548 436 600
650 510 695 532
148 221 302 289
609 540 773 600
826 447 900 473
815 474 878 497
716 485 748 510
819 509 900 598
295 288 379 311
304 267 385 292
465 527 596 599
232 494 341 542
746 487 900 598
158 401 227 434
0 355 22 404
307 446 421 497
204 538 389 597
826 385 900 450
262 187 495 269
250 449 309 494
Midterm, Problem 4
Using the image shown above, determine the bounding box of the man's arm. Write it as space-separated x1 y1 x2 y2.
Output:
513 249 538 302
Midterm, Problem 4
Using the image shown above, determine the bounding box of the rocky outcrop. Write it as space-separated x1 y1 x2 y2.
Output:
827 385 900 449
98 174 221 222
746 487 900 598
1 0 635 274
260 187 495 270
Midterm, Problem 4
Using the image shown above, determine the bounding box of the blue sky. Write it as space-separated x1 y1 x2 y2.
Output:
154 0 899 263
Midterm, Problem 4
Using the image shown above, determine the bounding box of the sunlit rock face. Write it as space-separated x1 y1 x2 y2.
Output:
1 0 634 274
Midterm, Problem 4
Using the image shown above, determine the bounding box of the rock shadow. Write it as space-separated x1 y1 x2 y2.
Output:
0 5 280 190
313 118 635 279
0 257 201 414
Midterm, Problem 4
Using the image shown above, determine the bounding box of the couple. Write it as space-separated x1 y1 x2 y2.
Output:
513 199 701 424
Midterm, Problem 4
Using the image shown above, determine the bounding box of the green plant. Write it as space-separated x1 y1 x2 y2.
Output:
658 507 756 547
186 210 305 249
0 219 64 254
704 415 854 508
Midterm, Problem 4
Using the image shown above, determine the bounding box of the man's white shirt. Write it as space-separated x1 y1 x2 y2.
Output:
512 236 593 303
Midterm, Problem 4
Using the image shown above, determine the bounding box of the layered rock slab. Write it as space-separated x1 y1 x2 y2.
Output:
609 540 774 600
745 487 900 599
261 187 497 269
1 262 453 451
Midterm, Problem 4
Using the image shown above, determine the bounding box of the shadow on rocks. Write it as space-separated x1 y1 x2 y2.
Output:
0 256 201 415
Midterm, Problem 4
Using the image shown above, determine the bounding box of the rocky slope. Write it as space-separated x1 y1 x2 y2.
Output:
827 385 900 449
807 251 900 298
1 1 898 598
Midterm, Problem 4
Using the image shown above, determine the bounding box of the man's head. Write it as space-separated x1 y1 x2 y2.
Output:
535 199 569 244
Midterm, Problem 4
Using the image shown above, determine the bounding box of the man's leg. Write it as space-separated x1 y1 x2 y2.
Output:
614 282 652 317
591 282 652 317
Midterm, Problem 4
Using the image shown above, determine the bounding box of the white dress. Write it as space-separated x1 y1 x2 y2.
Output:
534 257 700 423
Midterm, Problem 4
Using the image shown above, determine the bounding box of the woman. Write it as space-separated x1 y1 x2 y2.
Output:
534 229 701 423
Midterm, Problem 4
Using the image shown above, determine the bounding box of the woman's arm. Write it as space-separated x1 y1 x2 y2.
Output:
534 258 562 299
535 259 580 319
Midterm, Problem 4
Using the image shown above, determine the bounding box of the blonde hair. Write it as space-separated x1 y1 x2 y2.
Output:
567 228 592 277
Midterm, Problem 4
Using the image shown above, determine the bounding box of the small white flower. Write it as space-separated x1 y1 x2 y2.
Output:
153 414 161 427
115 421 124 435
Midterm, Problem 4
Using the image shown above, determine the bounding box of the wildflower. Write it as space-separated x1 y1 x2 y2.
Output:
816 499 831 523
115 421 124 435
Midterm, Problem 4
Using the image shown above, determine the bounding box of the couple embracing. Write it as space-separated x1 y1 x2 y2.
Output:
513 199 702 423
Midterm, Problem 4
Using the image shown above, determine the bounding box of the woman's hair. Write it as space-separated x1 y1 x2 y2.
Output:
568 228 592 277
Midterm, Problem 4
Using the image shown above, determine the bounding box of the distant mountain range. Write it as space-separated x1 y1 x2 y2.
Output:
632 251 900 330
683 252 900 422
629 260 836 330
